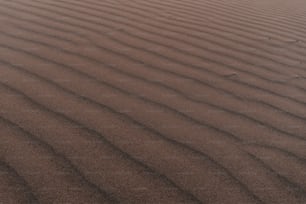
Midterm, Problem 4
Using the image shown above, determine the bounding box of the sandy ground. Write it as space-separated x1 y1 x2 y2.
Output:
1 0 306 203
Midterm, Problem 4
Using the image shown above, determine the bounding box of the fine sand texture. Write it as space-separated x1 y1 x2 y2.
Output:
1 0 306 203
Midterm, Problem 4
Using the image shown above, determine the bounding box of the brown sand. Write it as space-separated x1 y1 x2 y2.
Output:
0 0 306 203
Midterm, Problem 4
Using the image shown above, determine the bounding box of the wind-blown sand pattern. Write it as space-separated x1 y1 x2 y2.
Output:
0 0 306 203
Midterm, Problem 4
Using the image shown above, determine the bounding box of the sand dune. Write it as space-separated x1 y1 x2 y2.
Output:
1 0 306 203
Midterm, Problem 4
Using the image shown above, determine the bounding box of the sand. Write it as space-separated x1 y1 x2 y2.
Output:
0 0 306 203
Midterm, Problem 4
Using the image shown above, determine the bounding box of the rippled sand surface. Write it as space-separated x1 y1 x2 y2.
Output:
1 0 306 203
